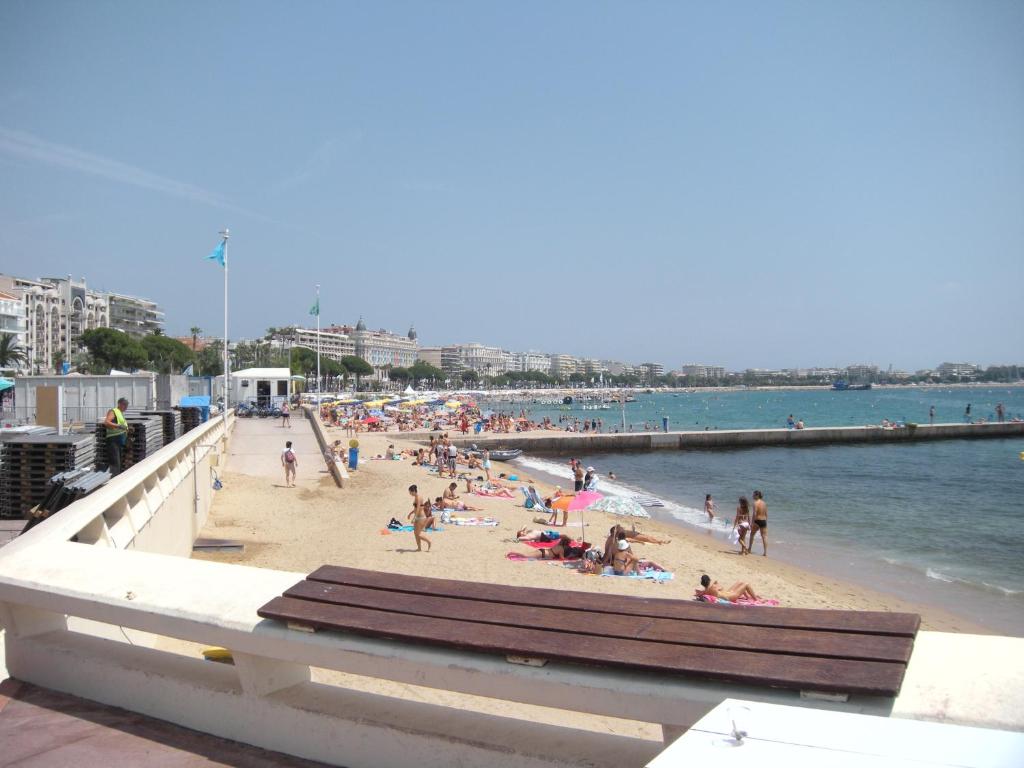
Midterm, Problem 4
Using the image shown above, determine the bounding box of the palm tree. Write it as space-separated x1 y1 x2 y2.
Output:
0 333 27 371
190 326 202 353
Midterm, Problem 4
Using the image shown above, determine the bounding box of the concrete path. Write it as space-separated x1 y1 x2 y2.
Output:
0 678 328 767
224 413 323 489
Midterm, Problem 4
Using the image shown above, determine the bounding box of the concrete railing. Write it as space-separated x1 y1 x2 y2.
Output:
450 421 1024 455
303 406 345 488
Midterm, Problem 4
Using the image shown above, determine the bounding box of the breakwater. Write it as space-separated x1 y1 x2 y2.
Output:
449 421 1024 455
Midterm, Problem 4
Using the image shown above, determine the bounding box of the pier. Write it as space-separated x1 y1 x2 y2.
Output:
449 421 1024 455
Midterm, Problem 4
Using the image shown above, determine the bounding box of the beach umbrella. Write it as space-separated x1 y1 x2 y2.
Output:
586 496 651 519
362 416 380 424
551 491 603 544
0 378 13 393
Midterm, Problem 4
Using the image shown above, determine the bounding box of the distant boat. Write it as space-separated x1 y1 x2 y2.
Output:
832 380 872 391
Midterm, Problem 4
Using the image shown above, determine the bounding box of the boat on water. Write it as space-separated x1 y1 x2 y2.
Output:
466 446 524 462
832 380 872 391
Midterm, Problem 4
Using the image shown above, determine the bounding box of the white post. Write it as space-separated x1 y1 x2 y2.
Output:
315 283 321 395
222 229 230 416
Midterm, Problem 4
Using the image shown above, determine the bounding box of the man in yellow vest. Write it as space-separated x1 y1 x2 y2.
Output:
103 397 130 475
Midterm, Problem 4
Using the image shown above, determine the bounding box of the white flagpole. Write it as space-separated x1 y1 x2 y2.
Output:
221 229 230 417
315 283 321 395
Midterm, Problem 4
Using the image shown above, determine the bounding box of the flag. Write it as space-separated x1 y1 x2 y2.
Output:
182 363 194 376
206 240 226 267
309 297 319 316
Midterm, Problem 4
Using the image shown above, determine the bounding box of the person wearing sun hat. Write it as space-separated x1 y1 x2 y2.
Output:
611 535 639 575
583 465 598 491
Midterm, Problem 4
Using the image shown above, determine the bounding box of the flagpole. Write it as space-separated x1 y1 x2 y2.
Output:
315 283 321 395
221 229 230 417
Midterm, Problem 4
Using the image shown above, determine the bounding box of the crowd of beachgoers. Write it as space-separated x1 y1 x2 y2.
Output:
313 397 770 605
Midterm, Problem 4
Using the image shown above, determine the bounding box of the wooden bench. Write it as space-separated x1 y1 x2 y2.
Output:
258 566 920 699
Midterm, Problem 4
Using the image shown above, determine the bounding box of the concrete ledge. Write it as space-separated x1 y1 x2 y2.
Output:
449 422 1024 455
303 407 344 488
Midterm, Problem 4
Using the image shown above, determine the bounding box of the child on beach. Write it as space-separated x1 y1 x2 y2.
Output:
704 494 715 523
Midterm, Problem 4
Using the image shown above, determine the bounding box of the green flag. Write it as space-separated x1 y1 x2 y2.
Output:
309 297 319 316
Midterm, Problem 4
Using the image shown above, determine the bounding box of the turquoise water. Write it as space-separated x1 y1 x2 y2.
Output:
499 386 1024 432
498 387 1024 634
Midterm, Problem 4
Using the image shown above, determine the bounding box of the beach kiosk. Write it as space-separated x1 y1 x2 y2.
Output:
231 367 291 407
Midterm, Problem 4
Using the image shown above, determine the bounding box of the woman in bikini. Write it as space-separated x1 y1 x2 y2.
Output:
697 574 758 601
733 496 751 555
442 483 483 511
406 484 432 552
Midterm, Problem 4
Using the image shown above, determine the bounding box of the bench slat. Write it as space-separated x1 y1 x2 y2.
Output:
307 566 920 637
285 580 913 664
257 596 908 696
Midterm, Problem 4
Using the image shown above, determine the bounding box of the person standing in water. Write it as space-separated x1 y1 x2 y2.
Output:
704 494 715 523
929 405 935 425
749 489 768 556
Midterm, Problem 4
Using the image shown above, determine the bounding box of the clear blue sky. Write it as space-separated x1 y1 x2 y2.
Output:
1 0 1021 371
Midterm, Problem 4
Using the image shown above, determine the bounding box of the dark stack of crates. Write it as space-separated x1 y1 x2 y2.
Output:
124 415 165 468
139 409 182 445
0 434 97 519
93 422 110 471
22 467 112 532
177 406 203 433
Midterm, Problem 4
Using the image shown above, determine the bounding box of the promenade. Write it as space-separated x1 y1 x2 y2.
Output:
449 421 1024 455
224 413 322 487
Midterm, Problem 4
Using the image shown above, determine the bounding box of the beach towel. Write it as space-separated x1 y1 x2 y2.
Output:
598 564 674 582
522 537 584 549
696 594 778 606
451 516 499 527
380 526 444 534
506 551 581 562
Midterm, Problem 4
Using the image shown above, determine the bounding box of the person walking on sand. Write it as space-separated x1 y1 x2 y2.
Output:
733 497 751 555
749 489 768 556
280 401 291 428
704 494 715 523
281 440 298 487
407 485 431 552
482 448 492 481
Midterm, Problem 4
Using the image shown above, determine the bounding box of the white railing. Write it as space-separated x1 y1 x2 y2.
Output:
2 408 1014 766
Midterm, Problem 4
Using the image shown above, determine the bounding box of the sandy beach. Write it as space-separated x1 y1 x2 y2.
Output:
197 416 984 634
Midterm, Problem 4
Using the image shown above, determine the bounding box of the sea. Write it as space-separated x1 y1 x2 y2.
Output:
485 386 1024 635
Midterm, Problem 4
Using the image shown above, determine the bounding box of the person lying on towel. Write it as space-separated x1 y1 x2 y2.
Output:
696 574 759 602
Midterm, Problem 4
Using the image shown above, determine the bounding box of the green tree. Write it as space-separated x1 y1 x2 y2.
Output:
0 333 27 371
196 340 224 376
340 355 374 390
142 334 195 374
189 326 202 353
81 328 148 372
460 369 479 383
389 366 410 383
409 361 444 384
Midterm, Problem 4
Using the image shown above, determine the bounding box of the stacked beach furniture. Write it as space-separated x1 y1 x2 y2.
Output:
177 406 203 433
140 409 183 446
124 414 165 469
0 433 97 519
22 467 112 532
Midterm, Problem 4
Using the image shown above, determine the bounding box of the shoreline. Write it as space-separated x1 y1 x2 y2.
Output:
198 425 990 636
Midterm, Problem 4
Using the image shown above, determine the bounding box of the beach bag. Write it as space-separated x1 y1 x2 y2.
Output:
439 509 452 524
284 449 296 464
524 499 535 509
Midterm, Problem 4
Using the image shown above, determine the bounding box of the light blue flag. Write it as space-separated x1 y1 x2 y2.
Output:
206 240 226 267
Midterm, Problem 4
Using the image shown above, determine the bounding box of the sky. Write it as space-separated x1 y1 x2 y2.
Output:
1 0 1021 371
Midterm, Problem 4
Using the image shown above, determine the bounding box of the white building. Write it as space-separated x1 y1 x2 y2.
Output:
638 362 664 382
679 364 725 380
230 367 292 406
108 292 164 338
0 273 164 374
291 328 355 361
0 290 28 373
442 343 508 376
549 354 580 378
416 346 444 369
936 362 979 378
516 350 552 374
